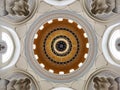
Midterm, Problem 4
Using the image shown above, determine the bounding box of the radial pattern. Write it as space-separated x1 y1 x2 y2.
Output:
34 19 88 74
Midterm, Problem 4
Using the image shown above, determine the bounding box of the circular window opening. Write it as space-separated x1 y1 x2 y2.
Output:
0 32 14 65
25 10 97 82
43 0 76 6
52 87 73 90
0 25 20 70
102 23 120 67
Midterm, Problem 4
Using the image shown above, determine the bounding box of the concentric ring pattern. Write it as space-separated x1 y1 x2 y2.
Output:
25 10 97 82
34 19 88 74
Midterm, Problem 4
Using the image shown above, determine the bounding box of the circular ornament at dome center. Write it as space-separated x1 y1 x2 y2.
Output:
25 10 97 82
